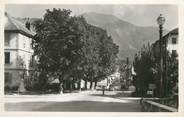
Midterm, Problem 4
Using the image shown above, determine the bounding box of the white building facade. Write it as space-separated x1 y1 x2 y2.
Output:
164 28 178 55
153 28 178 56
4 13 35 90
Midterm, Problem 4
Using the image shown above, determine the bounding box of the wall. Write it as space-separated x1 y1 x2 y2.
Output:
167 34 178 53
5 32 34 89
4 32 18 69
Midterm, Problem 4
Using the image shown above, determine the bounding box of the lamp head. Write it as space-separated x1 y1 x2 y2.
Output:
157 14 166 26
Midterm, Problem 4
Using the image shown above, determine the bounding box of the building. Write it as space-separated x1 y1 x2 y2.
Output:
4 12 35 91
164 28 178 55
153 28 178 55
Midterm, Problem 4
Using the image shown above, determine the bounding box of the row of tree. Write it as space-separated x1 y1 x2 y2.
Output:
32 8 119 92
133 43 178 97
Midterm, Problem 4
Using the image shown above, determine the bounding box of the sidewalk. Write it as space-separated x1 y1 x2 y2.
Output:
5 90 95 97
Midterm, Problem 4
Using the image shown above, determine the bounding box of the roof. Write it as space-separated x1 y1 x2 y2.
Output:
153 27 178 47
169 28 178 34
164 28 178 38
4 12 36 37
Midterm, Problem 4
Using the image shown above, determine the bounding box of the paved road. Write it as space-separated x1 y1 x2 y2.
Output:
5 91 142 112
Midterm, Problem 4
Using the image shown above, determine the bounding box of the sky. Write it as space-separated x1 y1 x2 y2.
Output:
5 4 178 30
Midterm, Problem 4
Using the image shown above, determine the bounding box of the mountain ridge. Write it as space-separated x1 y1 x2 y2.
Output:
15 12 160 61
82 12 159 61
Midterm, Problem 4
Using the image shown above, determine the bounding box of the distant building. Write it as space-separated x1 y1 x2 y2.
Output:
4 12 35 90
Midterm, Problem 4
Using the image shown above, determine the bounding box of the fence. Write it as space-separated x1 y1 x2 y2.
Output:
140 98 178 112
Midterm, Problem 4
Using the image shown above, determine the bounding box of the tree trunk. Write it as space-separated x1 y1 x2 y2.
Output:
94 80 97 89
58 76 63 93
78 80 81 91
70 80 73 92
90 81 93 90
84 80 87 90
40 73 47 93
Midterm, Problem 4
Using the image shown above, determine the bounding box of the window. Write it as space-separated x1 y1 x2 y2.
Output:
30 55 34 67
5 72 12 84
172 38 177 44
4 33 10 46
5 52 10 64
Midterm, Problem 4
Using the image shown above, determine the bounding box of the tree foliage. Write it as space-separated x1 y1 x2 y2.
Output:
33 8 119 91
133 43 178 97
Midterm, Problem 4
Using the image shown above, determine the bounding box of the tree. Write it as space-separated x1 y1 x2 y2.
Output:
33 9 86 91
165 52 178 96
83 26 119 89
133 43 156 96
16 56 27 92
133 42 178 97
33 8 119 92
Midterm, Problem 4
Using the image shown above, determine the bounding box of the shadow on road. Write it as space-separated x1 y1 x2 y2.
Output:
90 91 133 98
5 101 141 112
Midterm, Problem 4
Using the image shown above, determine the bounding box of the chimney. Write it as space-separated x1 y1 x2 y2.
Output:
25 18 31 30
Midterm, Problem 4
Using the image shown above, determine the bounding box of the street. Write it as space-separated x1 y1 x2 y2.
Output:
5 91 141 112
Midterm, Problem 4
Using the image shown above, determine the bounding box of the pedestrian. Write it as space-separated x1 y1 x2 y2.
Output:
129 84 136 96
102 86 105 95
18 78 26 94
59 83 63 94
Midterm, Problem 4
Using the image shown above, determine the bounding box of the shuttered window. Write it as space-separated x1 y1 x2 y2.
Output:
172 38 177 44
5 33 10 46
5 52 10 64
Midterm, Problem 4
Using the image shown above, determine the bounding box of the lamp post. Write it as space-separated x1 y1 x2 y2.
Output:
157 14 165 97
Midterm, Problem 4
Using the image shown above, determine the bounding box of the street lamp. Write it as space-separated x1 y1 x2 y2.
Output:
157 14 165 97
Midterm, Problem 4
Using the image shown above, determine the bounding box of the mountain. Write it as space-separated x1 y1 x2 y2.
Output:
82 12 159 61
